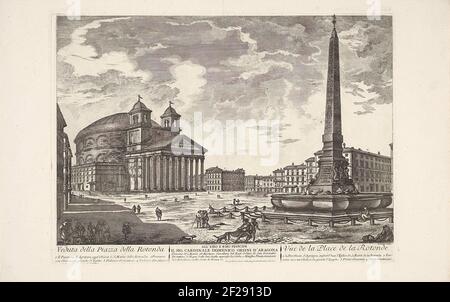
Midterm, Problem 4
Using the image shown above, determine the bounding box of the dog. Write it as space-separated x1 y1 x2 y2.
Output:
214 230 249 243
176 235 197 244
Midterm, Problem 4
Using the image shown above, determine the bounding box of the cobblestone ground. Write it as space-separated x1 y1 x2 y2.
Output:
73 191 393 244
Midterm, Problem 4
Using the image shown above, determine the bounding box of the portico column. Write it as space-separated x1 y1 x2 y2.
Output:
171 156 176 191
161 155 167 191
167 156 170 191
200 157 205 191
177 157 182 191
173 157 177 190
156 155 162 191
189 158 194 191
135 157 141 191
147 156 153 192
184 157 189 191
150 156 157 191
168 156 173 191
194 158 199 190
142 156 147 191
178 157 182 190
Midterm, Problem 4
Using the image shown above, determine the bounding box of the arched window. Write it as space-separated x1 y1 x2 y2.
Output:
84 138 95 149
96 153 106 162
96 135 109 147
85 155 94 163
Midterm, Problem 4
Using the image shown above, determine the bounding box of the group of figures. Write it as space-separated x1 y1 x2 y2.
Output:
59 219 110 245
131 204 142 214
194 210 210 228
214 217 260 243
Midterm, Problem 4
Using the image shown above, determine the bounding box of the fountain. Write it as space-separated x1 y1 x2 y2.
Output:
271 15 392 214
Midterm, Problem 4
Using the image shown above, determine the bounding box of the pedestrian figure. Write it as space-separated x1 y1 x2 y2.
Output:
122 223 131 242
359 207 370 222
59 220 73 244
233 199 236 205
202 212 210 228
136 205 141 214
155 207 162 221
132 205 137 213
73 221 86 244
124 198 127 202
87 222 96 243
249 218 260 242
103 223 111 243
95 220 105 244
195 211 203 228
234 218 252 243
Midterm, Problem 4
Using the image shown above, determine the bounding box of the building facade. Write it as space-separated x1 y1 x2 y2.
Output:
255 175 276 193
305 156 318 183
244 175 256 192
205 167 245 192
72 98 206 192
272 169 285 193
205 167 223 191
57 104 72 219
282 163 307 193
223 168 245 191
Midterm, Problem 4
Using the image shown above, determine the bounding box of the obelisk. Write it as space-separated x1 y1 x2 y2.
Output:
271 15 392 212
308 15 357 194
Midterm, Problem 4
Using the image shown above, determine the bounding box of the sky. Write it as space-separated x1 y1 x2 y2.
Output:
56 16 392 175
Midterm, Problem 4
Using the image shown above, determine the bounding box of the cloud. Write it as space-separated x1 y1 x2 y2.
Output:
57 17 151 81
280 138 300 144
340 18 393 113
57 16 392 173
166 58 207 108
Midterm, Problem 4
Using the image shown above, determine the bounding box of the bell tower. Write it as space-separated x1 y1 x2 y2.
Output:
160 101 181 132
127 95 152 151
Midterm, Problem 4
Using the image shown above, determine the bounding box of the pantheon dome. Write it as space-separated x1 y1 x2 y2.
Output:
71 98 206 193
74 112 159 165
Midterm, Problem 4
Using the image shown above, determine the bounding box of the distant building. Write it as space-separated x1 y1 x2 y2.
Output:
314 146 392 193
205 167 223 191
205 167 245 191
71 98 206 192
283 163 307 193
57 104 72 220
245 175 256 192
305 156 318 183
272 168 285 193
255 175 276 193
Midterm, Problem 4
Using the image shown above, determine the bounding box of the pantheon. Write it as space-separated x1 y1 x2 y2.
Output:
71 97 207 192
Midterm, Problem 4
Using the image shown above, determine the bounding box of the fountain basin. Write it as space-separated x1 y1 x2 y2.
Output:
271 193 392 212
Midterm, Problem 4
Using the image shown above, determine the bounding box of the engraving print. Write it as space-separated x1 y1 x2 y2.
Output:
56 15 393 246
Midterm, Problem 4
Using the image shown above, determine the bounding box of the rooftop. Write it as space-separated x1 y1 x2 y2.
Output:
161 104 181 118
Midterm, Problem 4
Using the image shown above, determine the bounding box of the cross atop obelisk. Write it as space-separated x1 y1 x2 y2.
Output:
307 15 357 195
